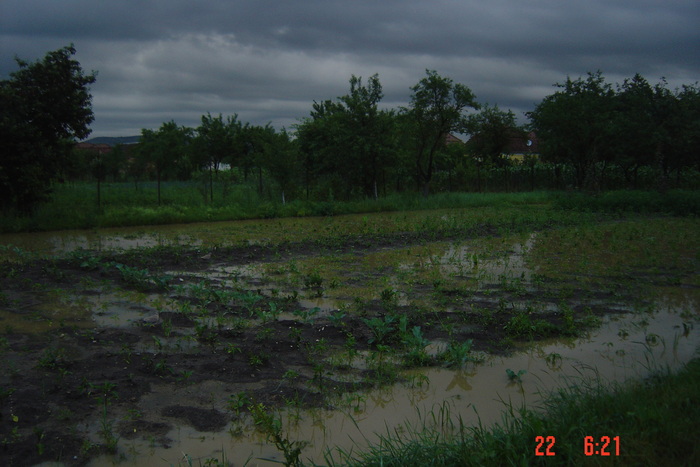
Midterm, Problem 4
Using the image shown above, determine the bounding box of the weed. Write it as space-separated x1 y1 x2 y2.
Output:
504 306 556 340
37 346 68 370
283 369 300 383
402 326 431 366
153 359 174 376
304 269 323 290
545 352 563 370
380 287 399 312
363 314 396 345
293 306 321 323
225 343 242 356
437 340 473 368
248 352 269 369
227 391 252 416
328 310 347 327
506 368 527 383
249 401 307 467
177 370 194 383
194 321 217 344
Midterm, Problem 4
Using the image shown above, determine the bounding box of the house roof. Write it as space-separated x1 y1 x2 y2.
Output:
466 130 539 154
445 133 464 145
506 131 538 154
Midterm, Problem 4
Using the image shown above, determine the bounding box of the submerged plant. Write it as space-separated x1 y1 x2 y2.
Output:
402 326 431 366
506 368 526 383
437 339 473 368
249 402 308 467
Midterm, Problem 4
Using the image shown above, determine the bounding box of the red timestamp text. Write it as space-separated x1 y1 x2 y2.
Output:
584 435 620 456
535 435 556 456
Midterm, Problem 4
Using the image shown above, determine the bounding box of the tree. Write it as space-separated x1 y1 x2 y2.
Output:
404 70 479 196
527 71 616 190
257 127 300 204
465 104 521 191
295 74 398 199
612 74 660 186
672 83 700 180
136 121 193 205
194 113 242 203
0 45 97 213
338 74 397 199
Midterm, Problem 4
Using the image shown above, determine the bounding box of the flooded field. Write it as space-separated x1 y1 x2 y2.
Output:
1 210 698 466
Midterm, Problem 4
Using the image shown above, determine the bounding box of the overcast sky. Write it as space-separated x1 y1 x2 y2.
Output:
2 0 699 138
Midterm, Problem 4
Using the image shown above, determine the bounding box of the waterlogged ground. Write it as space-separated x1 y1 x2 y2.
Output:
0 209 699 466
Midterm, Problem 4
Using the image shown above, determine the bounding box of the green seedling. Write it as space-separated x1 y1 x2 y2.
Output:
506 368 527 383
249 402 307 467
438 339 473 368
402 326 431 366
363 314 396 345
228 391 252 416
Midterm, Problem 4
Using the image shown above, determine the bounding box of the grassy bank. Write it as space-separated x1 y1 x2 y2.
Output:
334 357 700 466
1 182 698 233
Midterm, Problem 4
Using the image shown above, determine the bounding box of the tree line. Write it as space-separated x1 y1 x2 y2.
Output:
2 46 699 214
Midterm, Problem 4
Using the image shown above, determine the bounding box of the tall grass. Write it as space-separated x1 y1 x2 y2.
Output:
552 189 700 216
1 182 698 233
331 358 700 466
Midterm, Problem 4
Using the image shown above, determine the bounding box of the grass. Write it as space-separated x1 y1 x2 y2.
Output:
331 357 700 466
3 182 698 233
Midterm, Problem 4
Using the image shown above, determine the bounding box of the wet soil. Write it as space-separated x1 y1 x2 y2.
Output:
0 230 670 466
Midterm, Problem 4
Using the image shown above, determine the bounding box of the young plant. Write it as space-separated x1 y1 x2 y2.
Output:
363 314 396 345
506 368 527 384
437 339 473 368
249 402 307 467
402 326 431 366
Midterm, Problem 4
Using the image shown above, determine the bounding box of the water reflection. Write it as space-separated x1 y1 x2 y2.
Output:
89 294 699 467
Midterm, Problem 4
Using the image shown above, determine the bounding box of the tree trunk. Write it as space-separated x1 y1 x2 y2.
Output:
209 166 214 204
258 166 263 196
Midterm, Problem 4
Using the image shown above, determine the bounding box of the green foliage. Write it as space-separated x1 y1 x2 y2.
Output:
363 315 396 345
505 368 526 383
336 359 700 466
137 121 194 204
295 74 397 200
115 263 171 290
1 44 96 213
249 402 307 466
504 307 557 340
437 340 473 368
553 189 700 216
529 71 700 190
401 326 431 366
405 69 479 196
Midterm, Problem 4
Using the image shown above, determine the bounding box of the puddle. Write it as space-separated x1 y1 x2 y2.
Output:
88 294 699 466
3 216 699 465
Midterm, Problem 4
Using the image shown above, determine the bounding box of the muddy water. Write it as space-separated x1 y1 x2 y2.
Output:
88 294 699 467
4 219 699 465
0 218 300 258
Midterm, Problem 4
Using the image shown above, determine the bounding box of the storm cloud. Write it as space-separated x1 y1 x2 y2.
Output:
2 0 698 137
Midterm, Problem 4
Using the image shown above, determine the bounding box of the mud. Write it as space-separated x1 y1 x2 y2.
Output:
0 219 698 466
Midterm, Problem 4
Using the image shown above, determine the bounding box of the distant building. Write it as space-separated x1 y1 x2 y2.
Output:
505 131 539 163
466 130 539 163
445 133 464 145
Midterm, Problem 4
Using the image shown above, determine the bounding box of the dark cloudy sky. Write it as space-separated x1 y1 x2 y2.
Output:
2 0 699 137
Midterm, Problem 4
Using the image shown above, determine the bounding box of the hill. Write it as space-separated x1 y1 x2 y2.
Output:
83 135 140 146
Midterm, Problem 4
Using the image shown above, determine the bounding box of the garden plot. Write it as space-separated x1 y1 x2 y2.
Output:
0 214 698 465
